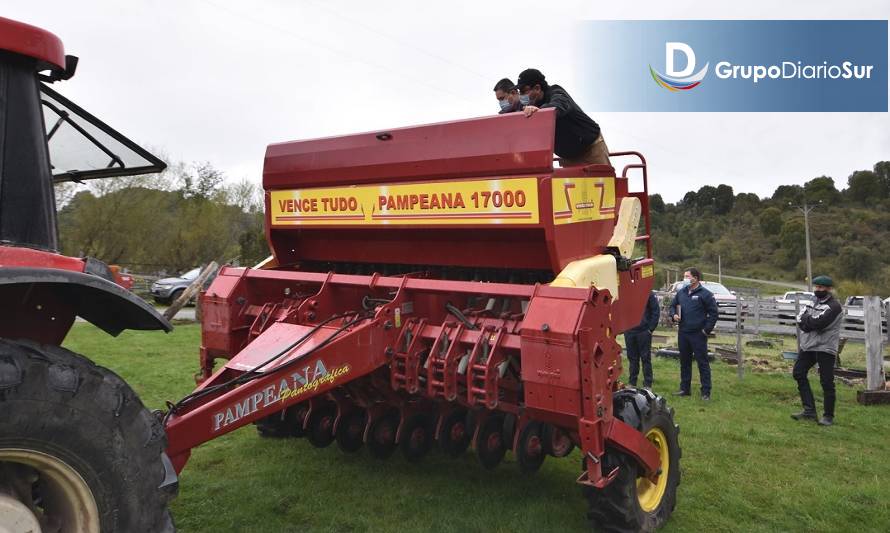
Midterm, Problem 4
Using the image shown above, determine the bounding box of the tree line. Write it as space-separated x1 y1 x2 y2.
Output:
55 160 267 276
649 161 890 297
55 157 890 297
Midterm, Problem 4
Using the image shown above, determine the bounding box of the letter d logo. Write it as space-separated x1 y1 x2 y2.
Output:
649 42 709 92
666 42 695 77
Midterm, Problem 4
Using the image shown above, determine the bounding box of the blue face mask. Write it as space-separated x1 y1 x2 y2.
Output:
519 94 530 106
681 278 692 288
498 99 512 112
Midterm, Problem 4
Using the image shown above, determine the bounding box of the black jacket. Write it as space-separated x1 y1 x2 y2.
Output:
539 84 601 159
797 294 844 355
627 292 661 334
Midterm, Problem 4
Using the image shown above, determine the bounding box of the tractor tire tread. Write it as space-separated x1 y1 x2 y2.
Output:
584 392 681 533
0 338 176 532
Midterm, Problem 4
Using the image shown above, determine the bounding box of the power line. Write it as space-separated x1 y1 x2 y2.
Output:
199 0 479 106
303 0 489 82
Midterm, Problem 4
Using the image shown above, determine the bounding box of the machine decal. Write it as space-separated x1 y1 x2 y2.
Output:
211 360 351 431
641 264 654 278
551 177 616 225
270 177 540 226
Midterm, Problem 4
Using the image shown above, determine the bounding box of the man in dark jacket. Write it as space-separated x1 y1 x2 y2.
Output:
791 275 844 426
514 68 610 166
493 78 526 114
670 267 719 400
624 291 661 388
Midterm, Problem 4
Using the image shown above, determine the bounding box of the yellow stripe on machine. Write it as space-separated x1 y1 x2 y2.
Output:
551 177 616 225
270 177 540 226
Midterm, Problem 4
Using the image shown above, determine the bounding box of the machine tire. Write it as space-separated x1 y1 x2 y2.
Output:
255 411 292 438
438 409 472 457
399 414 434 463
367 412 399 459
584 391 681 533
516 421 546 474
306 404 337 448
475 413 506 470
255 404 309 438
335 410 366 453
0 339 176 532
542 424 575 458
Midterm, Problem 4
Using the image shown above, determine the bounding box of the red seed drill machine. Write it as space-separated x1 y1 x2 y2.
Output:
0 16 679 533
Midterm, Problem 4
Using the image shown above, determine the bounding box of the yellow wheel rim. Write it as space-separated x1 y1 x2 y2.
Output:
636 427 669 512
0 448 100 532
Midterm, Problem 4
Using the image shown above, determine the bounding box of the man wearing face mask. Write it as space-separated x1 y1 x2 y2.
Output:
514 68 611 166
669 268 719 400
493 78 527 114
791 275 843 426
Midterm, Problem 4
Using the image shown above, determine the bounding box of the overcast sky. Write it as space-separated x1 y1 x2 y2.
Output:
7 0 889 202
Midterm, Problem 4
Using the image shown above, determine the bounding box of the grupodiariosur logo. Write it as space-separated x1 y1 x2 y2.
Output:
649 42 709 91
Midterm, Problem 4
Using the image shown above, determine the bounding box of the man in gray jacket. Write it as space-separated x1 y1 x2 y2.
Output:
791 275 843 426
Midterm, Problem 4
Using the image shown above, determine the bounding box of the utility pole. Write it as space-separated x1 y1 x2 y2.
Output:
718 254 722 284
789 199 819 292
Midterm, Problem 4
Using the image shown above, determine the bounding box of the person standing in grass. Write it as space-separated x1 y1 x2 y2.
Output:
624 291 661 389
670 268 718 400
791 275 843 426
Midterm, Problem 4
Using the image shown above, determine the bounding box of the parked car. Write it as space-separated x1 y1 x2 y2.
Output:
776 291 815 306
150 267 201 305
775 291 816 324
844 296 864 325
668 280 744 319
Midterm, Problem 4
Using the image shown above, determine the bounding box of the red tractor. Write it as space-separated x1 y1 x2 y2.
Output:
0 17 681 533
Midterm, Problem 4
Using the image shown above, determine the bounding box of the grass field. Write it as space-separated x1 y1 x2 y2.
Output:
62 323 889 533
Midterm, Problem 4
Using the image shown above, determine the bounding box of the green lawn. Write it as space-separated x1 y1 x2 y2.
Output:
63 323 889 533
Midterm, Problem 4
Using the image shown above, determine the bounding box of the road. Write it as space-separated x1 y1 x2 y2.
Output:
701 272 807 291
75 306 196 324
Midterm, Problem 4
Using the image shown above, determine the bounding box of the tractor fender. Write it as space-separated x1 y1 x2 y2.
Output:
0 267 172 336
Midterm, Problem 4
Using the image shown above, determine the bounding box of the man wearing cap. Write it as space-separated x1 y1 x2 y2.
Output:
493 78 526 114
514 68 610 166
791 275 843 426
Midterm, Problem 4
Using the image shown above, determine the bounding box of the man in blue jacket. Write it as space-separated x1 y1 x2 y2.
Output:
670 268 719 400
624 291 661 388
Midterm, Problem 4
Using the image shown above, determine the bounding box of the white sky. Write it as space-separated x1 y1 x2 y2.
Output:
7 0 889 202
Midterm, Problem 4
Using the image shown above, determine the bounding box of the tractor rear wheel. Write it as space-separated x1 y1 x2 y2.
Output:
0 339 176 532
584 391 680 533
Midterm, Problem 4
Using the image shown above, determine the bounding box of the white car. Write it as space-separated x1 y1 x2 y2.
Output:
669 280 744 318
776 291 815 306
844 296 864 324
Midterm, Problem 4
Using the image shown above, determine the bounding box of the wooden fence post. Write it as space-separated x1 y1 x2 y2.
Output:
793 294 801 356
754 297 761 335
863 296 885 391
163 262 219 322
736 297 743 380
857 296 890 404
